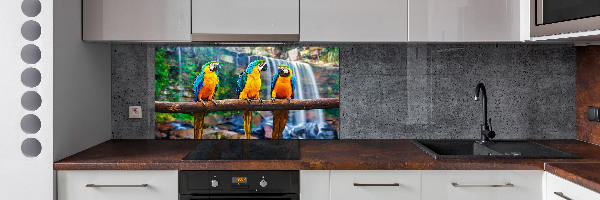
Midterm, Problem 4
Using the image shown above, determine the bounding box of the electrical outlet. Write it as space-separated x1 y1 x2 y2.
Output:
129 106 142 119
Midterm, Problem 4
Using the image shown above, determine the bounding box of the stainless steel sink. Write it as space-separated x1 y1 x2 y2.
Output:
412 140 579 159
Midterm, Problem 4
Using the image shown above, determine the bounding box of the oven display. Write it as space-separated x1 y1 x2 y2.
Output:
232 177 247 184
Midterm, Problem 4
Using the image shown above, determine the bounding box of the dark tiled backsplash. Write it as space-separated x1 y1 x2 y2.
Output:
112 44 576 139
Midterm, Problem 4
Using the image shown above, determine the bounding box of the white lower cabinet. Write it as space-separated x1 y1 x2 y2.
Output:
545 172 600 200
330 170 421 200
57 170 178 200
300 170 330 200
421 170 543 200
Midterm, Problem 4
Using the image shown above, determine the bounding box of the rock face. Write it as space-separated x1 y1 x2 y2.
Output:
155 112 338 140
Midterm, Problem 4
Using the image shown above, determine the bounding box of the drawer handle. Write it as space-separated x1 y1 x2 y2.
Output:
353 183 400 186
86 184 149 188
554 192 573 200
451 183 514 188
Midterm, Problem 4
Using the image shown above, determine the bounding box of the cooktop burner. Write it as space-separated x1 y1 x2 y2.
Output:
182 140 300 160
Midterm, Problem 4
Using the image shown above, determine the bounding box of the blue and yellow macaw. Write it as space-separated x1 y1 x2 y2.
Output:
192 61 220 139
236 60 267 139
270 64 296 139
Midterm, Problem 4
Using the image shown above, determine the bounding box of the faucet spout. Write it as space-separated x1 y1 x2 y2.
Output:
474 83 495 142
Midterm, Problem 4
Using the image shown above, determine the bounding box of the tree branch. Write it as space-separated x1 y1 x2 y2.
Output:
155 98 339 114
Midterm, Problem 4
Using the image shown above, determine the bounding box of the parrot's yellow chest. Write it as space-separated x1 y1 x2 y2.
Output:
241 68 262 99
273 76 293 99
198 72 218 100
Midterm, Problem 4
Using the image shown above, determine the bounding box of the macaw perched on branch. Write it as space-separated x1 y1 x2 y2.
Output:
270 64 297 139
236 60 267 139
192 61 220 139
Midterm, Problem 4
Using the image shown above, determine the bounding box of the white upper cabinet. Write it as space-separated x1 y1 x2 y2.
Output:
83 0 191 41
409 0 530 42
191 0 300 41
300 0 408 42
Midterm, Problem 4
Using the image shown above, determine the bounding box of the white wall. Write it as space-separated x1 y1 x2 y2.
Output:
0 0 110 199
0 0 54 199
53 0 111 162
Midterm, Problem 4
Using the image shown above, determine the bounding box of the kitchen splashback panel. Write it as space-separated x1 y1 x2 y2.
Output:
112 44 576 140
154 46 339 140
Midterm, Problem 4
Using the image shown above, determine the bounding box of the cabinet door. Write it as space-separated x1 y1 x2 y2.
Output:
300 0 408 42
409 0 529 42
422 170 542 200
191 0 299 41
57 170 178 200
545 172 600 200
330 170 420 200
83 0 191 41
300 170 330 200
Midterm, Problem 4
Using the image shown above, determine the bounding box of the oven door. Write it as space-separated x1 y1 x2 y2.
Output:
536 0 600 25
180 194 299 200
532 0 600 37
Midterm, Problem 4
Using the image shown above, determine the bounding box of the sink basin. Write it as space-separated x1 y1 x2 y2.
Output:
412 140 579 159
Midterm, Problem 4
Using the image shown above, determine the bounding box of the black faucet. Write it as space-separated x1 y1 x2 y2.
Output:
474 83 495 143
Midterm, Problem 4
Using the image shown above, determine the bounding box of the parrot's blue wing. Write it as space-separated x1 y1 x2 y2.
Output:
271 70 279 91
236 72 247 97
291 75 297 99
193 72 205 102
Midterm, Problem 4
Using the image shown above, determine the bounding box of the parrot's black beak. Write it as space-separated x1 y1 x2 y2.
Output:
216 65 221 71
261 64 267 71
278 68 284 75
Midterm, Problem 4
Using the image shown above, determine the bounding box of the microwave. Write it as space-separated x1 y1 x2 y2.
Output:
531 0 600 38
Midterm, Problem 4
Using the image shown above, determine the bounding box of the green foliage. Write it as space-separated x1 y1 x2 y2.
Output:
321 46 340 65
155 112 193 124
324 108 339 117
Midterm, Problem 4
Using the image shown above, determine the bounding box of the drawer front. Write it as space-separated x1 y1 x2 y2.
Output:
330 170 421 200
57 170 178 200
546 172 600 200
422 170 542 200
300 170 330 200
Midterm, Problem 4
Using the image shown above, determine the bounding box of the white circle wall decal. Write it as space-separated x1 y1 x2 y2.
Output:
21 138 42 157
21 91 42 111
20 114 41 134
21 0 41 17
21 20 41 41
21 68 41 88
21 44 41 64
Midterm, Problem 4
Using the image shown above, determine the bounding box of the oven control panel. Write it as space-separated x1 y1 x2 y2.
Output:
179 171 299 194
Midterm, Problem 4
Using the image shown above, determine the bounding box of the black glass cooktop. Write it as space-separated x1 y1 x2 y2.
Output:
182 140 300 160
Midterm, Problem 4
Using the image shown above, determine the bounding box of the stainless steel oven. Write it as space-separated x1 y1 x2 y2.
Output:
179 171 299 200
531 0 600 37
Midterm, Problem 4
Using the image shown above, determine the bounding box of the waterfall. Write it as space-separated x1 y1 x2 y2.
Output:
250 56 326 127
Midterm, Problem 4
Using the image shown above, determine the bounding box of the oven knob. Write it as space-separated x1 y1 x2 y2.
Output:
211 180 219 188
259 179 267 187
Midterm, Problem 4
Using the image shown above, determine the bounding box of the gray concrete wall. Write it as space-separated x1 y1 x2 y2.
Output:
112 44 576 139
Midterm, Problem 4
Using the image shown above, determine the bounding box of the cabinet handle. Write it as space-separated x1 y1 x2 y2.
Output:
353 183 400 186
86 184 148 188
451 183 514 188
554 192 573 200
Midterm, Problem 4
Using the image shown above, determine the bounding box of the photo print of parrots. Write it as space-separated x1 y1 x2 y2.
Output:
270 64 296 139
236 60 267 139
192 61 220 139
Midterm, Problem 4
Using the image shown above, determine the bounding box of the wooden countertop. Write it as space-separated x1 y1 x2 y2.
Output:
54 139 600 171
